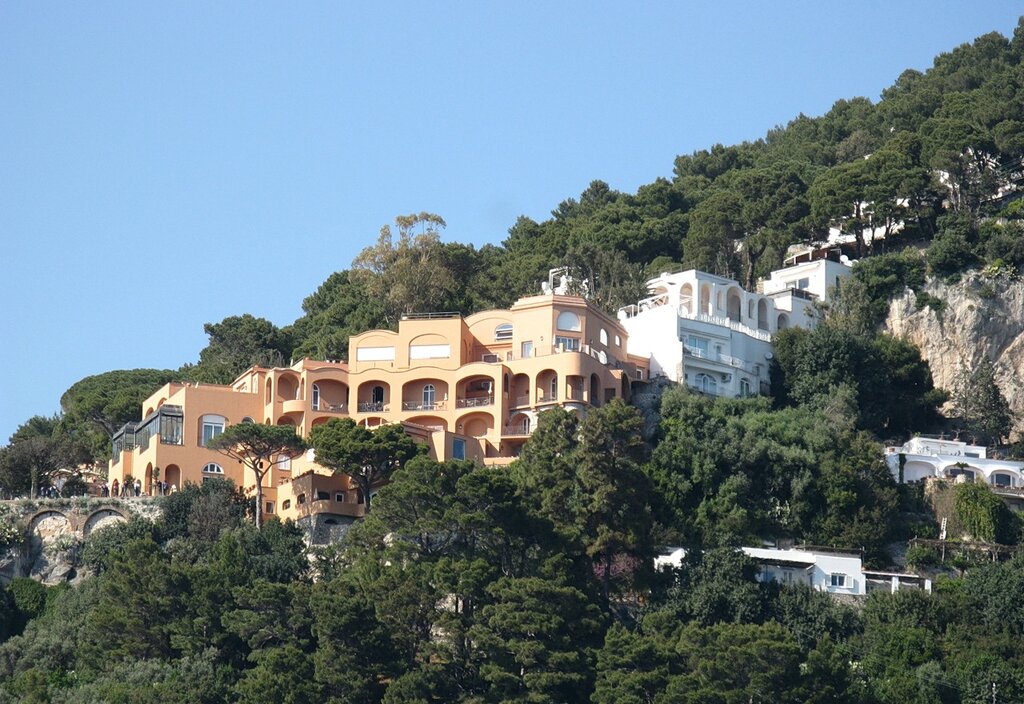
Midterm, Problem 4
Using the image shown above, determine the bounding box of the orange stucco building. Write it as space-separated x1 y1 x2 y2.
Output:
108 291 647 528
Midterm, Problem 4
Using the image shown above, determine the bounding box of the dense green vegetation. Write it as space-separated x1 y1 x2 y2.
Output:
3 18 1024 703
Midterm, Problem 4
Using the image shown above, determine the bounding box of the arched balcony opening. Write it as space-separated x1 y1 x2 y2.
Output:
511 374 531 408
590 373 602 406
747 299 755 321
312 379 348 413
457 374 496 409
265 378 273 404
403 379 448 412
357 381 390 413
777 313 790 330
536 370 558 404
726 287 742 322
566 375 585 402
276 416 297 427
144 463 154 495
505 413 531 436
680 283 694 315
700 284 712 315
902 460 936 483
990 471 1018 488
360 416 386 428
757 300 769 331
456 411 494 438
277 374 300 402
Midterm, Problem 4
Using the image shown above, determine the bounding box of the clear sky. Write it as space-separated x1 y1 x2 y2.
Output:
1 2 1021 441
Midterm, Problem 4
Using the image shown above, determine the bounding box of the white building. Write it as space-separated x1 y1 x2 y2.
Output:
885 436 1024 488
656 546 867 596
618 259 851 397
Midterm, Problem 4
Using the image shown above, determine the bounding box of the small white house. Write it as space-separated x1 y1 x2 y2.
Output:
656 546 867 596
885 436 1024 488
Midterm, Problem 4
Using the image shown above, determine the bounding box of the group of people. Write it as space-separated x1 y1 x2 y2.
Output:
99 478 176 498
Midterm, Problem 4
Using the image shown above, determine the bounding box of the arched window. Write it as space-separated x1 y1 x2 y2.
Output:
550 375 558 398
423 384 436 409
311 383 320 410
695 373 717 395
241 416 255 424
202 462 223 474
556 311 581 331
777 314 789 330
599 328 609 345
494 323 513 341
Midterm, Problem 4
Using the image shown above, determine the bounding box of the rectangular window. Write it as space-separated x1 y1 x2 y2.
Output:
265 502 274 514
202 421 224 446
409 344 451 359
554 336 580 352
282 500 291 510
797 277 810 290
297 493 306 505
335 492 346 502
356 346 396 362
521 341 533 358
317 491 330 501
160 415 183 445
452 438 466 461
830 573 847 588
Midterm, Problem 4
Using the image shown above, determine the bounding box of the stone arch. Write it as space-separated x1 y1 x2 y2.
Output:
27 510 72 545
902 460 936 483
83 507 130 536
589 373 602 406
726 287 742 322
757 299 769 331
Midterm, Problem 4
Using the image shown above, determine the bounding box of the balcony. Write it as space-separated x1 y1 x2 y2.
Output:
503 424 533 437
402 400 447 411
536 393 558 405
281 399 306 414
510 395 531 408
357 402 389 413
456 396 493 409
312 403 347 414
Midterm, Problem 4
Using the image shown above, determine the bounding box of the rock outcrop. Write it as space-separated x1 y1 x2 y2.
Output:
885 271 1024 437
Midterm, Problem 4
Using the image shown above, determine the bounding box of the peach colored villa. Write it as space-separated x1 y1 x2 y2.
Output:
108 289 647 534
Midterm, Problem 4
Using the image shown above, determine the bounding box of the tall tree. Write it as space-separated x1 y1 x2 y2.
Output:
308 419 421 513
206 423 308 529
187 315 293 384
952 358 1012 445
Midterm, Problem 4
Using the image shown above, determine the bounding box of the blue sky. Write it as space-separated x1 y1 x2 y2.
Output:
1 2 1021 441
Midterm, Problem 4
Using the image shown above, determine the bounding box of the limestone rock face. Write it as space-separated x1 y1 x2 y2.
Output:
885 272 1024 436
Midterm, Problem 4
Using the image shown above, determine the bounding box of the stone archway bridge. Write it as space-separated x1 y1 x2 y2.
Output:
9 498 163 542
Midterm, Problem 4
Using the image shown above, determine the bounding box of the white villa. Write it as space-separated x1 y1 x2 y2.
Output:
618 258 851 397
656 546 931 596
885 436 1024 488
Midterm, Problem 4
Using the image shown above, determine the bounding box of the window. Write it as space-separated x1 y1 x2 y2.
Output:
423 384 436 409
521 340 533 358
614 334 621 347
202 463 223 474
830 573 847 588
241 416 255 424
452 438 466 461
694 373 717 395
201 415 225 446
276 455 291 471
550 375 558 398
556 311 581 331
159 414 183 445
554 335 580 351
686 335 709 358
265 502 274 514
992 474 1012 487
311 384 320 410
297 493 306 505
282 500 291 510
599 328 608 345
317 491 330 501
797 277 810 290
372 386 385 404
494 324 513 341
739 378 752 397
335 492 346 502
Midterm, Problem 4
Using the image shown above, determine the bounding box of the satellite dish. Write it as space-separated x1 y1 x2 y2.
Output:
765 352 774 360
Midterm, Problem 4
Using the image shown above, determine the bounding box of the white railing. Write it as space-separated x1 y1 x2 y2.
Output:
679 310 773 342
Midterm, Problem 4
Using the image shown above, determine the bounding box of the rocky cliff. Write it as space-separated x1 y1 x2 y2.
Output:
885 271 1024 437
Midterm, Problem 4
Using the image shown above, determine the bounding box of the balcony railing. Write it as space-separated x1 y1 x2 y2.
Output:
357 402 389 413
312 403 346 413
456 396 493 408
536 393 558 404
402 400 447 411
511 395 531 408
503 425 533 436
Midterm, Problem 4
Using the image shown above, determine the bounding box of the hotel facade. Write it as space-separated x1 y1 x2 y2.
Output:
108 289 647 527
